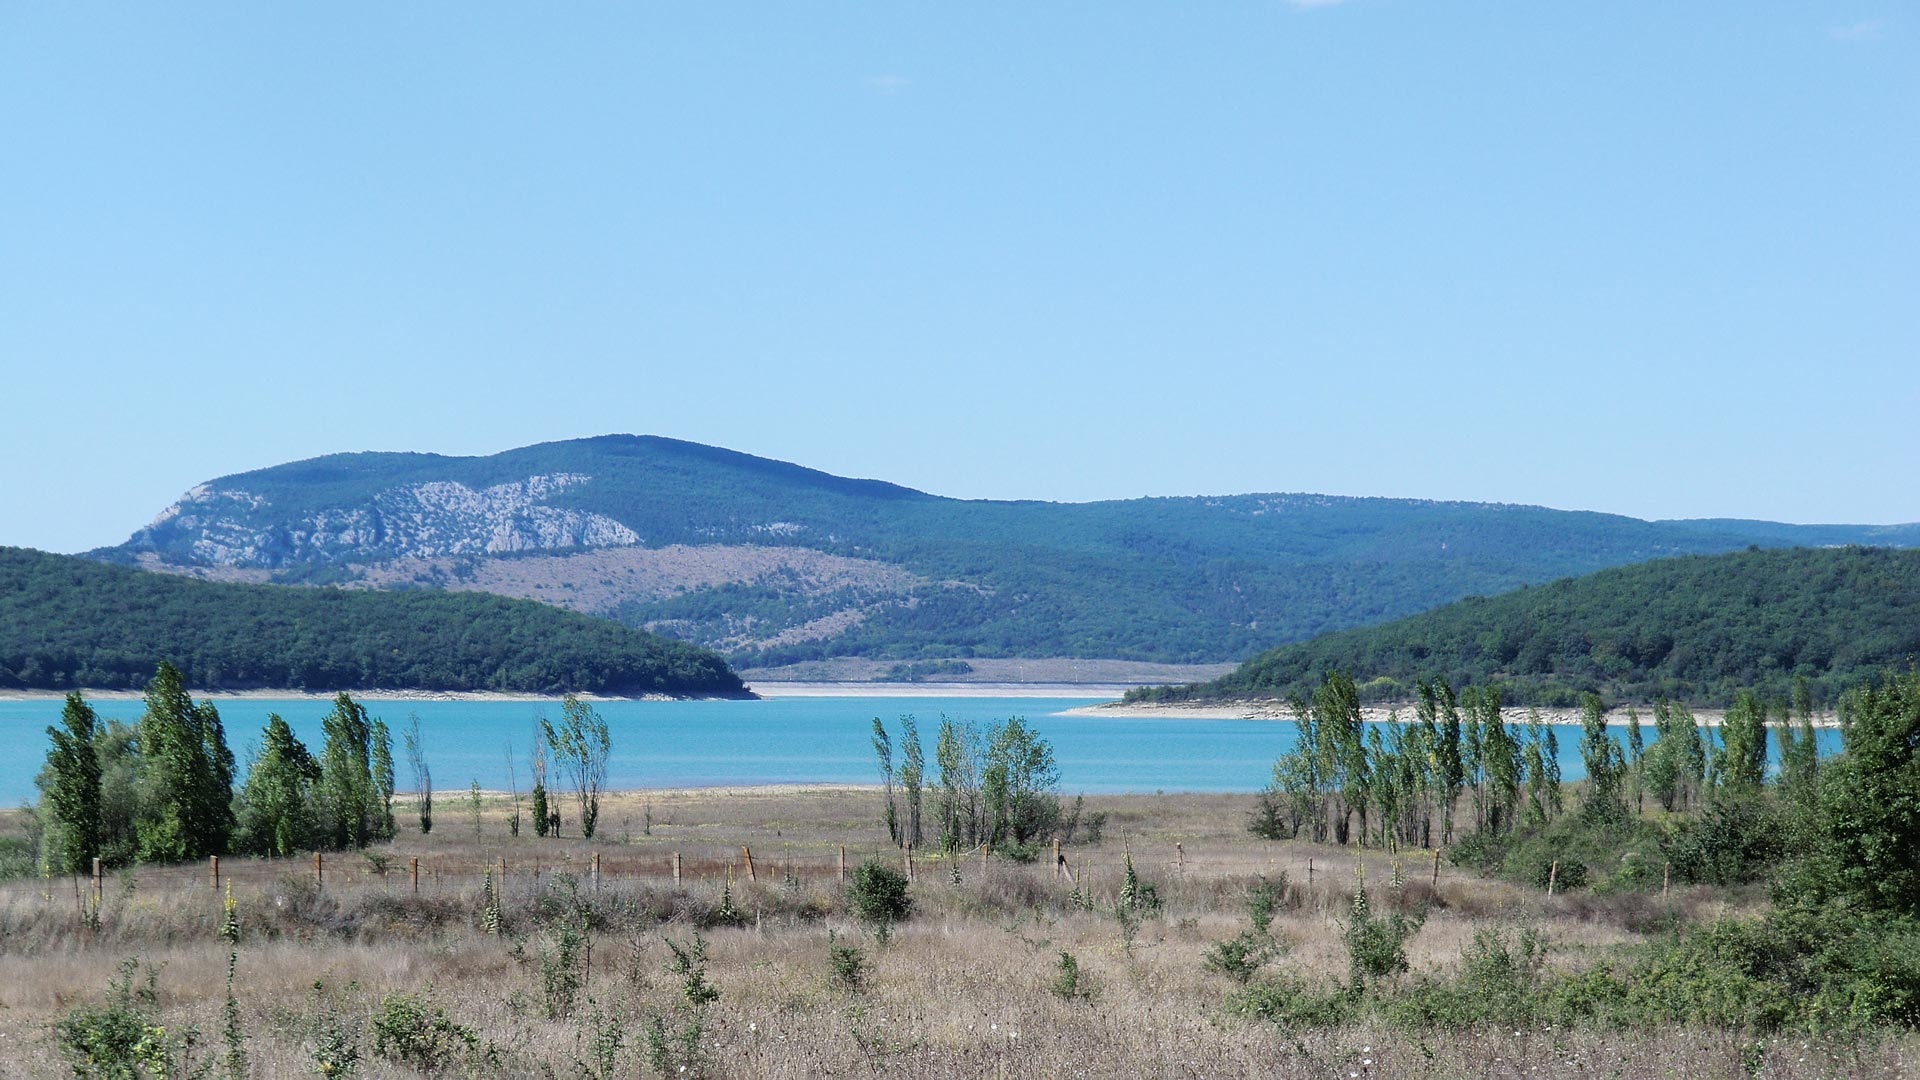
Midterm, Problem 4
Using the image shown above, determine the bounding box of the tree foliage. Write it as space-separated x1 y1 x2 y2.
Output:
41 692 103 874
1137 547 1920 706
135 662 235 861
0 547 743 696
542 695 610 840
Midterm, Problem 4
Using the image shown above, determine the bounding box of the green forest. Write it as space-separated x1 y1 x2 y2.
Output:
0 547 744 695
1135 546 1920 706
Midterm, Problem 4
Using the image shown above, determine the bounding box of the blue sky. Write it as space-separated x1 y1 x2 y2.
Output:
3 4 1914 553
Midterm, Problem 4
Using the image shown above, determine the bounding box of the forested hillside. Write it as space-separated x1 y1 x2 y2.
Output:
93 435 1920 665
0 547 744 696
1135 546 1920 706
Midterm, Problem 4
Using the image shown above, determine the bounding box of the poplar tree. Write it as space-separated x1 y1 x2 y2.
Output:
1577 694 1626 826
370 718 396 840
899 715 925 848
934 716 980 851
42 692 103 874
318 692 376 849
1523 711 1549 828
238 714 320 857
530 728 549 838
1625 707 1645 813
404 714 433 835
872 717 899 844
543 694 610 839
1476 687 1521 835
1717 690 1769 796
135 662 235 861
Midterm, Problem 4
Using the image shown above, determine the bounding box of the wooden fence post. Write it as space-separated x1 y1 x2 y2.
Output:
1432 847 1441 887
410 857 419 895
672 851 682 885
742 846 756 883
92 856 103 908
314 852 323 888
837 845 846 882
1307 857 1314 890
981 842 989 873
1052 837 1063 880
210 855 220 891
592 851 602 892
1547 860 1559 897
1662 861 1670 899
1175 842 1184 874
904 844 914 881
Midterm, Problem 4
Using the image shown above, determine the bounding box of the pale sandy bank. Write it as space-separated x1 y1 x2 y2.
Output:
1069 699 1842 728
745 681 1126 700
0 688 701 704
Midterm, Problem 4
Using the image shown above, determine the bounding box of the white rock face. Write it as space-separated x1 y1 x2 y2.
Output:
142 473 640 566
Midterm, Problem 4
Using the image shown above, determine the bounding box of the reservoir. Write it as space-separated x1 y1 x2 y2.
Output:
0 693 1843 806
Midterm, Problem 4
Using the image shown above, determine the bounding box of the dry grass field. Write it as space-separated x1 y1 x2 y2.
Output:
2 789 1914 1078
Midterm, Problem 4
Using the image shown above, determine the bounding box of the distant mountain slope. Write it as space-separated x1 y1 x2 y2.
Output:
92 434 1920 665
1134 547 1920 706
0 547 744 696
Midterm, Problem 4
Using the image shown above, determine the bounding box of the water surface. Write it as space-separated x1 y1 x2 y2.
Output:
0 695 1842 806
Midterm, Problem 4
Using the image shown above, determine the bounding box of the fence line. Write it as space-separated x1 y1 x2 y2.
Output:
1 838 1452 922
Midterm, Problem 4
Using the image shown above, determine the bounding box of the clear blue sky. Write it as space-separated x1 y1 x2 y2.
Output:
3 4 1914 554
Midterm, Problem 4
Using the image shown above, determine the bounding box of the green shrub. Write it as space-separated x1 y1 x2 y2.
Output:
1247 874 1287 935
1343 881 1422 984
370 993 478 1073
1447 830 1508 873
1051 951 1090 1001
1529 857 1588 892
52 960 174 1080
1247 790 1290 841
49 958 229 1079
1204 930 1276 984
1117 855 1162 915
827 931 868 993
1231 974 1358 1029
848 858 913 932
0 835 37 881
647 934 719 1077
1662 796 1783 886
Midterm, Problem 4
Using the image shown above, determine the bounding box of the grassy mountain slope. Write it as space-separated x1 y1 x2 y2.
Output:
0 547 744 696
1134 546 1920 706
95 435 1920 665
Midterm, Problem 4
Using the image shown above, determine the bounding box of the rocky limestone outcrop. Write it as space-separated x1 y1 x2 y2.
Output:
130 473 640 567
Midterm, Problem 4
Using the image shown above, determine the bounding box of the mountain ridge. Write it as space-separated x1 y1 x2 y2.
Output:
91 434 1920 666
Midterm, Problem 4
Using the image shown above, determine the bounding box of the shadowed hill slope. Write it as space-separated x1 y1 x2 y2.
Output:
1 546 744 696
1131 546 1920 706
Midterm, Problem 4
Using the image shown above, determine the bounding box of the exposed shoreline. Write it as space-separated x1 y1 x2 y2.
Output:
0 682 1128 703
745 680 1126 699
0 688 708 704
1065 699 1844 728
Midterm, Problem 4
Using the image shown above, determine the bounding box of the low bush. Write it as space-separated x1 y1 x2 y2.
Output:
1342 879 1423 984
848 858 913 934
370 993 481 1073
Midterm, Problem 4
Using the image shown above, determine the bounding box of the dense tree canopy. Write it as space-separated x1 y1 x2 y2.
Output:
0 547 744 695
1134 547 1920 706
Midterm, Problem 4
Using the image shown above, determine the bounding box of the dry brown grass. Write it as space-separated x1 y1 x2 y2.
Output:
0 791 1913 1078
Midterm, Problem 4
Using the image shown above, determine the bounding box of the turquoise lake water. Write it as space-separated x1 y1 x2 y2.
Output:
0 695 1844 806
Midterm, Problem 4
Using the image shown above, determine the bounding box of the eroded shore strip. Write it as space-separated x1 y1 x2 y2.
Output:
0 682 1129 703
1064 699 1843 728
